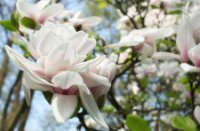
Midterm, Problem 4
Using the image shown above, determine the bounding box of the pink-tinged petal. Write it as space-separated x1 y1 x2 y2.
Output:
152 52 181 61
140 43 155 57
16 0 40 20
52 71 90 94
39 3 64 23
194 106 200 124
107 35 144 48
176 15 196 62
37 31 62 56
180 63 200 73
5 46 53 87
81 17 102 27
188 45 200 67
81 72 111 88
51 94 78 123
79 89 108 129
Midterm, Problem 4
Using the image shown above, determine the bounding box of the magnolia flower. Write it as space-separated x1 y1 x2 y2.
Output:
17 0 64 24
180 44 200 73
108 27 174 57
68 12 102 30
153 15 195 62
194 106 200 124
6 22 115 128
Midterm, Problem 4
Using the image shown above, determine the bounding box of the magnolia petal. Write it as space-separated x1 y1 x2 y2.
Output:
81 72 111 88
140 43 155 57
79 89 108 129
82 17 102 27
152 52 181 61
188 44 200 66
77 38 96 55
194 106 200 124
22 76 31 105
37 31 62 56
176 15 196 61
68 31 96 55
68 31 88 47
71 56 106 72
16 0 40 19
51 94 78 123
36 0 50 10
23 72 51 91
5 46 53 87
39 3 64 23
52 71 90 94
45 43 76 74
107 35 144 48
191 12 200 31
146 28 175 40
180 63 200 73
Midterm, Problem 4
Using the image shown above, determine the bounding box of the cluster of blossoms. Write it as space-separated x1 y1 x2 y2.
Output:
107 0 200 127
4 0 200 129
6 0 116 128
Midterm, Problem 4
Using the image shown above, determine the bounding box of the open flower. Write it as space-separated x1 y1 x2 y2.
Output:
107 27 174 56
6 22 115 128
68 12 102 30
153 15 195 62
17 0 64 24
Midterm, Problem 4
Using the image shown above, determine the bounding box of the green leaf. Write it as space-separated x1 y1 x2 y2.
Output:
170 115 197 131
167 10 182 15
21 17 37 29
138 78 148 89
98 2 107 9
11 12 19 28
126 114 151 131
0 20 17 31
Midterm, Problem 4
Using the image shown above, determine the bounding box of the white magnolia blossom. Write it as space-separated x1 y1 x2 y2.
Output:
153 15 195 62
17 0 64 24
194 106 200 124
108 27 174 57
68 12 102 30
55 11 102 30
6 22 116 128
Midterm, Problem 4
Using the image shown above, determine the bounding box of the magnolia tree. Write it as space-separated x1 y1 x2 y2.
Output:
1 0 200 130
